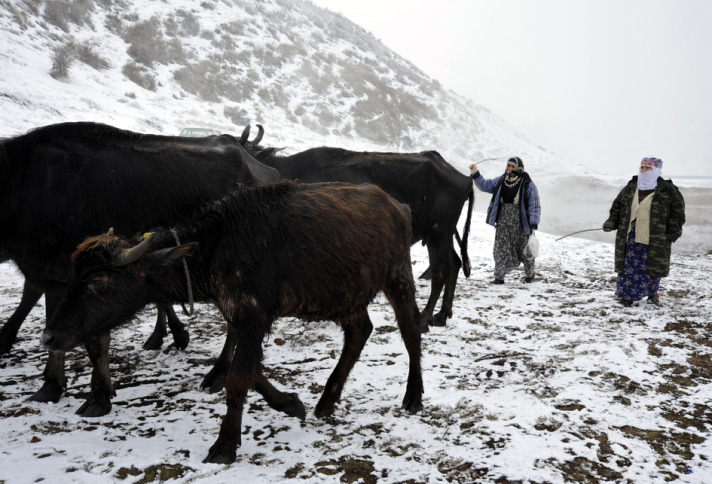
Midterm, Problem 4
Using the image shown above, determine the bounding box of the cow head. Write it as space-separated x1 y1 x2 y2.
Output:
40 230 197 351
239 123 264 148
238 124 284 162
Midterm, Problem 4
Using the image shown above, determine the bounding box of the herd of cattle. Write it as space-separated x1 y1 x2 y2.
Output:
0 121 475 464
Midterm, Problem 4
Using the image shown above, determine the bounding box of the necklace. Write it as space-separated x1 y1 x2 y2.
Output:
504 175 522 188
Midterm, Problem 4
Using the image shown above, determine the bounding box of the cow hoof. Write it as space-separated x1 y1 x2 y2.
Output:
203 442 237 464
27 382 64 404
142 332 164 351
402 400 423 415
282 393 306 421
418 267 431 280
76 397 112 417
402 389 424 414
430 315 447 327
314 401 336 419
204 379 225 394
0 334 16 356
201 362 229 393
201 370 226 394
171 328 190 350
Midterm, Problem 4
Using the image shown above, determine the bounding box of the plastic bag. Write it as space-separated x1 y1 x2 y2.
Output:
524 233 539 260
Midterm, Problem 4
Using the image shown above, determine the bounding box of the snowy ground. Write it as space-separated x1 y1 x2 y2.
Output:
0 215 710 484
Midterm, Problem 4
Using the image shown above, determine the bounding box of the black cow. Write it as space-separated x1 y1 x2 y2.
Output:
0 121 279 416
41 180 424 464
240 125 474 330
0 277 187 353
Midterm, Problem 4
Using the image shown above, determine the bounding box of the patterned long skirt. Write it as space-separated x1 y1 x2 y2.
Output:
493 203 534 280
615 219 661 301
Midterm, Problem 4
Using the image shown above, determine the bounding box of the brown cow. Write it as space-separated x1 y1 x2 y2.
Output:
41 181 424 464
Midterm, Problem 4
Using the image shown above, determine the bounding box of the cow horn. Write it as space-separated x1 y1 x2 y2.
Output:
107 227 114 235
239 124 250 145
114 232 157 266
252 124 264 145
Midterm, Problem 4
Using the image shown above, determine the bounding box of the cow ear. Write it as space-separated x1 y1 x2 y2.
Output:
144 242 198 269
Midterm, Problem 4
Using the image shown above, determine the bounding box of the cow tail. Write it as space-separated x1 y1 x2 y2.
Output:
458 188 474 278
0 141 7 177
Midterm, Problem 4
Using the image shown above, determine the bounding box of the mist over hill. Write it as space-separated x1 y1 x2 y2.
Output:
1 0 709 254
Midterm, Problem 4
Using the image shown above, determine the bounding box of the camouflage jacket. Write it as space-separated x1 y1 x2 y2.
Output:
603 176 685 277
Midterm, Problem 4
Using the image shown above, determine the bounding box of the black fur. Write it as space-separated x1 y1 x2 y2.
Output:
0 121 279 415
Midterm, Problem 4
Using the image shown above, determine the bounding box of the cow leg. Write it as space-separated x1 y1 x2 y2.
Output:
0 280 43 355
27 288 66 403
384 263 424 414
201 323 237 393
420 240 449 330
254 370 306 421
142 306 168 350
207 323 303 415
418 266 431 280
27 350 66 403
143 304 190 351
314 310 373 419
204 309 267 464
164 304 190 349
76 333 115 417
433 245 462 326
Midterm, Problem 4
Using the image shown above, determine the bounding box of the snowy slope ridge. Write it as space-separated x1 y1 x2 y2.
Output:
0 222 710 483
0 0 559 169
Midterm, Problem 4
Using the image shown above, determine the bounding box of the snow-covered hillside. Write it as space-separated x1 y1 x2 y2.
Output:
2 0 710 254
0 0 576 173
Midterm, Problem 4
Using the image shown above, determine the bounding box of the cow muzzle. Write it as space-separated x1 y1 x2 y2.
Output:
40 330 78 352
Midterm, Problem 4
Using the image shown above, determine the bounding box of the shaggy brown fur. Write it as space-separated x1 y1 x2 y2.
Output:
42 181 424 464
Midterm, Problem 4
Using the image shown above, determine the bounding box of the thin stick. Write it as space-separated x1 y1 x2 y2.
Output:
555 228 607 241
474 157 508 166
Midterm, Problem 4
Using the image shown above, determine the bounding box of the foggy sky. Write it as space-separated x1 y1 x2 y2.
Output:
310 0 712 177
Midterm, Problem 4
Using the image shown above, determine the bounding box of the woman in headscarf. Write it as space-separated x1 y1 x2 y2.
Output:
603 157 686 306
469 157 541 284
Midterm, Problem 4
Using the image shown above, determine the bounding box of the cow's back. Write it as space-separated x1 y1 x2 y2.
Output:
276 182 413 319
204 181 412 320
264 148 470 241
0 122 278 286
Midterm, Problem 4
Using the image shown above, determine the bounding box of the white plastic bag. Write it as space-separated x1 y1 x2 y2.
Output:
524 233 539 260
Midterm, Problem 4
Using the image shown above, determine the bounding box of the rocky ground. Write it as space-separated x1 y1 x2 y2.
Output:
0 227 710 483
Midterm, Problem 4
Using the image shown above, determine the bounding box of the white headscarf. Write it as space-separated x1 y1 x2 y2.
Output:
638 167 661 190
638 157 662 190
